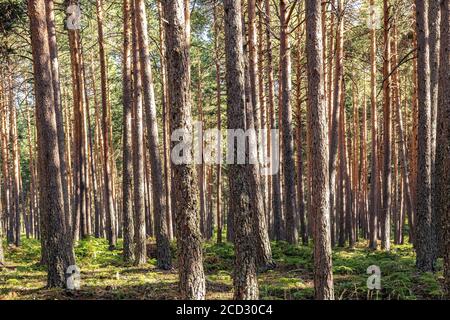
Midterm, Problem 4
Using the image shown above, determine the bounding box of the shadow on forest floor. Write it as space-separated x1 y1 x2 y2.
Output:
0 236 446 300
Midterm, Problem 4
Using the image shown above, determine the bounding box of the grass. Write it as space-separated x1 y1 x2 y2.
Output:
0 237 445 300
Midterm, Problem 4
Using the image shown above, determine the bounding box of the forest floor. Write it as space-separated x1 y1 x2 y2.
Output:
0 236 446 300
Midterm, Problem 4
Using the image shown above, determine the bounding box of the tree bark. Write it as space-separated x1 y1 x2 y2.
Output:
428 0 440 261
28 0 75 287
381 0 392 251
122 0 134 263
213 0 222 244
162 0 205 300
135 0 171 269
305 0 335 300
46 0 71 240
157 0 174 241
435 0 449 296
415 0 433 272
131 2 146 266
9 76 21 247
329 0 343 247
224 0 259 299
95 0 117 250
264 0 282 241
280 0 298 244
369 0 379 250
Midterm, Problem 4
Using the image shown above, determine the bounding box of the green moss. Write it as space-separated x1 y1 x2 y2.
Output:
0 237 445 300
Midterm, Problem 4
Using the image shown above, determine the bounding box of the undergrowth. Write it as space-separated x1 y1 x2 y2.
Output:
0 236 445 300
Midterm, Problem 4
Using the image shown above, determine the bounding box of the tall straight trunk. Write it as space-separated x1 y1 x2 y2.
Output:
86 86 100 239
392 118 399 244
436 0 449 296
213 0 222 244
392 22 415 245
95 0 117 249
321 0 327 129
131 3 146 266
79 42 92 238
264 0 282 241
144 145 154 237
157 0 174 241
410 5 419 245
360 93 368 239
224 0 259 299
162 0 205 300
242 20 273 271
381 0 391 251
295 22 308 245
242 6 273 267
206 166 214 239
28 0 75 287
305 0 334 300
247 0 261 137
0 82 11 245
66 0 86 242
280 0 298 244
122 0 134 263
9 78 21 247
26 107 36 240
428 0 440 261
329 0 343 244
344 104 353 247
327 5 335 245
257 0 268 224
89 56 103 238
352 84 359 243
337 85 345 247
369 0 379 250
247 3 264 231
196 62 207 237
135 0 171 269
415 0 433 272
46 0 71 239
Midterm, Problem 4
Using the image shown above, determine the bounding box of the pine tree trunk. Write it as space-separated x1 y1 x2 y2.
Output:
295 22 308 245
264 0 282 241
224 0 259 299
369 0 379 250
121 0 134 263
330 0 343 247
46 0 71 240
95 0 117 250
381 0 392 251
163 0 205 300
0 82 11 245
415 0 433 272
135 0 171 269
9 78 21 247
26 108 36 240
131 3 146 266
28 0 75 287
157 0 174 241
435 0 449 296
196 62 207 237
279 0 298 244
428 0 440 261
305 0 335 300
213 0 222 244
